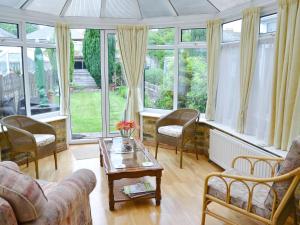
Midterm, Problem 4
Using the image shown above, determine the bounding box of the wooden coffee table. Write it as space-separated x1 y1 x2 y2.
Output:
99 137 163 210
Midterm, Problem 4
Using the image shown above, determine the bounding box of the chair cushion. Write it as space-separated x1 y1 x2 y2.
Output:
33 134 55 147
0 162 48 223
0 197 17 225
158 125 183 138
265 136 300 210
208 168 271 219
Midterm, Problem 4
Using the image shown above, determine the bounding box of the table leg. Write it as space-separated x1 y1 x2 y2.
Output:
108 178 114 210
99 147 103 167
156 175 161 206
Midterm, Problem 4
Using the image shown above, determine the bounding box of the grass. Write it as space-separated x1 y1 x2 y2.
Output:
70 90 126 134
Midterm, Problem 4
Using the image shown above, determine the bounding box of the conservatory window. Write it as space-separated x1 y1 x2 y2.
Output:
181 28 206 42
222 19 242 42
144 49 174 110
260 14 277 34
148 28 175 45
26 23 55 44
0 46 25 118
0 22 19 39
178 48 207 113
27 48 60 115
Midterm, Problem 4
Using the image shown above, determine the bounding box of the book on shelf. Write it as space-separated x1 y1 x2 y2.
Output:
122 182 155 198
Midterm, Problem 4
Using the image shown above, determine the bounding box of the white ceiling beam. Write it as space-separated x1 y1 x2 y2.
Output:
166 0 178 16
136 0 143 19
100 0 106 17
60 0 73 16
206 0 220 12
20 0 34 9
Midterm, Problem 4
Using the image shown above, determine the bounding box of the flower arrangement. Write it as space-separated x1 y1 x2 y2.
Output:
116 120 137 138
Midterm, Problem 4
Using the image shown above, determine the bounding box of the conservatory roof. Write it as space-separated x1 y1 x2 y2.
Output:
0 0 273 20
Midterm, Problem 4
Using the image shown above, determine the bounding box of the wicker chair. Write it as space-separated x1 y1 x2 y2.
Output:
0 115 58 179
155 108 199 168
201 136 300 225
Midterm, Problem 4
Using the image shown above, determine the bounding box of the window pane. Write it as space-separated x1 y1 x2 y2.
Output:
0 46 25 118
0 22 18 39
26 23 55 44
178 48 207 113
27 48 60 115
222 20 242 42
144 49 174 109
181 28 206 42
260 14 277 34
148 28 175 45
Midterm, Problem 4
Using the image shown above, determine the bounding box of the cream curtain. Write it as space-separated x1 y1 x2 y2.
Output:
269 0 300 150
117 25 148 124
205 19 221 121
55 23 70 116
237 7 260 133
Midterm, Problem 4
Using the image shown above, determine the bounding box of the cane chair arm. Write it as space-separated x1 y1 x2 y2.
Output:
204 168 300 220
182 115 199 140
231 155 284 177
18 116 56 137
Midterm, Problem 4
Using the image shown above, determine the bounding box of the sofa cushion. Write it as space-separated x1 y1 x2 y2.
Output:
0 162 48 223
33 134 55 147
0 197 17 225
208 168 271 219
265 136 300 210
158 125 183 138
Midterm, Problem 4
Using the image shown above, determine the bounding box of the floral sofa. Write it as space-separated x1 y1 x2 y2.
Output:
0 161 96 225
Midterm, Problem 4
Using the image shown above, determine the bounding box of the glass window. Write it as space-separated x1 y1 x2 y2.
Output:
260 14 277 34
222 19 242 42
0 22 18 39
148 28 175 45
0 46 25 118
26 23 55 44
178 48 207 113
181 28 206 42
27 48 60 115
144 49 174 110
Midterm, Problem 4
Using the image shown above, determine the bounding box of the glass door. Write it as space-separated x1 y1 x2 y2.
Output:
69 29 102 140
105 31 128 135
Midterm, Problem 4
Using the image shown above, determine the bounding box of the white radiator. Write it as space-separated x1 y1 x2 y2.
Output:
209 129 275 178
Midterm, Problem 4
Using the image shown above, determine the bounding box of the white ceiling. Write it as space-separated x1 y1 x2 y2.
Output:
0 0 254 19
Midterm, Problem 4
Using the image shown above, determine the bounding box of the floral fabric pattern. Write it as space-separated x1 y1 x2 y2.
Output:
0 198 18 225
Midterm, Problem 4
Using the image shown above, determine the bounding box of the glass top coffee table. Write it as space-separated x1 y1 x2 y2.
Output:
99 137 163 210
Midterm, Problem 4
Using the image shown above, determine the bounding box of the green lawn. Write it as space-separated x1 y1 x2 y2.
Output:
70 90 126 134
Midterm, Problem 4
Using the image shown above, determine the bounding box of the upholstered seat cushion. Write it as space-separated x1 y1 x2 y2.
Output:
33 134 55 147
158 125 183 138
0 198 17 225
0 162 48 223
208 168 271 219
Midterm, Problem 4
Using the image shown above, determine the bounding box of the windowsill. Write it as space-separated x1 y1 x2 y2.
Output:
140 110 287 158
0 115 68 133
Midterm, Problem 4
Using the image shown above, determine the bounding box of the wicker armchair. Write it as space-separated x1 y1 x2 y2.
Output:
201 136 300 225
0 115 58 179
155 108 199 168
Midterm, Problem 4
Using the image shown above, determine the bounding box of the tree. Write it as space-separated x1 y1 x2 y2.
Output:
69 39 75 82
82 29 101 87
34 48 48 106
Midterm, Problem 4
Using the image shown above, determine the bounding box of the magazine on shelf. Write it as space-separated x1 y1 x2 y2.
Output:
122 182 155 198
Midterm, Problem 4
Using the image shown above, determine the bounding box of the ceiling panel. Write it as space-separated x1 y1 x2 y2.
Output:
0 0 24 8
210 0 251 11
27 0 66 15
170 0 218 15
139 0 174 18
105 0 140 19
65 0 101 17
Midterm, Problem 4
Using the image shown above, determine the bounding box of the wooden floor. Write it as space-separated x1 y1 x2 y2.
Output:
20 145 293 225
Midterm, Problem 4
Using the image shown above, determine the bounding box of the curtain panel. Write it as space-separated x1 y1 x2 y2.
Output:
116 25 148 125
237 7 260 133
205 19 221 121
269 0 300 150
55 23 70 116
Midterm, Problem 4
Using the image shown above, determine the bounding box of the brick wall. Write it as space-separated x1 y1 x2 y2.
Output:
0 118 67 164
142 115 210 156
